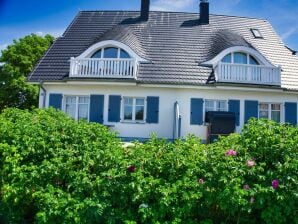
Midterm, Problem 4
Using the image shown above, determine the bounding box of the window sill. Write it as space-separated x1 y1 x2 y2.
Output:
121 120 146 124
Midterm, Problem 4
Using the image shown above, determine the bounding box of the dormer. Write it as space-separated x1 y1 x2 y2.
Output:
203 30 281 86
69 40 147 79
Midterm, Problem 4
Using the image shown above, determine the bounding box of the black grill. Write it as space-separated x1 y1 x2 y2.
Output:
205 111 236 143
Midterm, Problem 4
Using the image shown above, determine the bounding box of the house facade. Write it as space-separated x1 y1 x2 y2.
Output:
28 0 298 142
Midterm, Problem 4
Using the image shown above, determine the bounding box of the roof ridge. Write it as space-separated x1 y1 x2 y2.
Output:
78 10 266 21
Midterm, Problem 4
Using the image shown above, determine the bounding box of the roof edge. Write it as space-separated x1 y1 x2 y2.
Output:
78 10 267 21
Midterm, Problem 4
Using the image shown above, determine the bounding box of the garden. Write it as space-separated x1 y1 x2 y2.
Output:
0 108 297 223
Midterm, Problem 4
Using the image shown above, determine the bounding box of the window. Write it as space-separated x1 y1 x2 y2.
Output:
259 103 281 123
91 47 131 59
65 96 90 121
205 100 227 112
123 97 145 122
251 28 263 38
221 52 260 65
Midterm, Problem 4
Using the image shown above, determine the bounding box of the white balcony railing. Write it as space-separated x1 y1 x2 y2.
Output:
70 58 138 78
216 62 281 85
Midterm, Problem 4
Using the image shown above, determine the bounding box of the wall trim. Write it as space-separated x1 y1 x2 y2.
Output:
39 81 293 93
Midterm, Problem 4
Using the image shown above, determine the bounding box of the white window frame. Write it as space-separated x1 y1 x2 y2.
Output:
222 52 260 65
121 96 146 123
202 46 275 68
258 102 282 123
74 40 148 62
91 47 131 59
63 95 90 121
205 99 228 113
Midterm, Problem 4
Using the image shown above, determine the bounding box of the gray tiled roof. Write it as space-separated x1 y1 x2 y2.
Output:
28 11 298 90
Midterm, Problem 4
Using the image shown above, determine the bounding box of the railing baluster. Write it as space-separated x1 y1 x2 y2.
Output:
120 61 123 76
70 58 137 79
217 63 280 85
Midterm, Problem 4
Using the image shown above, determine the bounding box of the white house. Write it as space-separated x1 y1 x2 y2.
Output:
28 0 298 142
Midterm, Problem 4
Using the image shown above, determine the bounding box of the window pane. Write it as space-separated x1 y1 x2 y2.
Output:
124 106 133 120
221 54 232 63
66 103 76 119
120 49 131 58
135 106 144 121
271 104 280 111
79 97 90 104
91 50 102 58
78 104 89 120
259 103 269 110
251 29 263 38
249 55 259 65
104 47 118 58
205 100 214 112
234 52 247 64
271 111 280 123
124 97 133 105
66 96 76 104
259 111 269 119
136 98 144 106
217 101 226 111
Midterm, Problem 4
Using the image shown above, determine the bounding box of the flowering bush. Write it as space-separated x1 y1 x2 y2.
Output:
0 109 297 223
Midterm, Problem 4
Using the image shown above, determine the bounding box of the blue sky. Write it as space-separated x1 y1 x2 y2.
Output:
0 0 297 52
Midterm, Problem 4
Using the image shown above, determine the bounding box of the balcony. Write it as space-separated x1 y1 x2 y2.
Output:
70 58 138 79
216 62 281 86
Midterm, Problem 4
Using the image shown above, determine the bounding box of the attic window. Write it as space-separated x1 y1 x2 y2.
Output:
251 29 263 39
221 52 260 65
91 47 131 59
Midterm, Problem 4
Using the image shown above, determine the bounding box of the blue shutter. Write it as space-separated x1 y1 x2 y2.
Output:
244 100 258 123
108 95 121 122
146 97 159 123
49 94 62 110
190 98 204 125
229 100 240 126
89 95 104 124
285 102 297 125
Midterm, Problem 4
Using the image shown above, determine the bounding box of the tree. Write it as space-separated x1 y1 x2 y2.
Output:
0 34 54 111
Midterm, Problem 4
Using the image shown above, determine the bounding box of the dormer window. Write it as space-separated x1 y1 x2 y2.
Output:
221 52 260 65
202 46 281 85
91 47 131 59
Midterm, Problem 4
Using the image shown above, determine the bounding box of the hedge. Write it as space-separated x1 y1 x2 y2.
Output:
0 108 297 223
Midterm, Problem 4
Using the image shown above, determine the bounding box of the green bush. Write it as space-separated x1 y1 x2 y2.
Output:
0 109 297 223
0 108 123 223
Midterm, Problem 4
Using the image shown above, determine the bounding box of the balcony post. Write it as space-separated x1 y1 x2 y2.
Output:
70 57 75 77
134 59 138 79
216 62 221 81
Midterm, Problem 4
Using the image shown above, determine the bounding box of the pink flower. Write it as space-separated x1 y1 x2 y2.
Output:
243 184 250 190
247 160 255 167
127 165 136 173
272 179 279 189
225 149 237 156
198 178 205 184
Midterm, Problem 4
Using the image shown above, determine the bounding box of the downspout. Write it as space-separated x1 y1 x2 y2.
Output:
39 80 46 108
173 102 182 140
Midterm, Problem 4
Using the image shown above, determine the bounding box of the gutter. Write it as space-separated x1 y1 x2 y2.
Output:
39 80 46 108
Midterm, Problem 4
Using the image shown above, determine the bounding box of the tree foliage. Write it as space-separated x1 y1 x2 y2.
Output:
0 108 297 223
0 34 54 111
